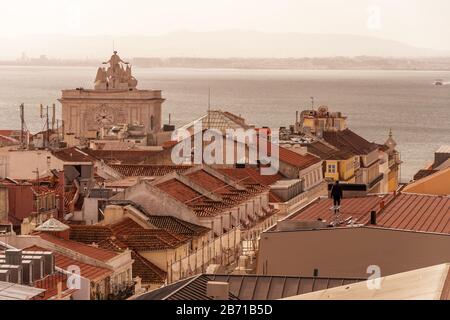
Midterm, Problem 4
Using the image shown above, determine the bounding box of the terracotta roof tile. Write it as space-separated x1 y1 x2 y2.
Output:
37 232 118 262
218 167 285 186
146 216 210 236
323 129 378 156
25 245 112 282
52 147 96 162
155 169 268 217
277 145 322 169
69 225 113 244
218 167 286 203
83 148 163 164
157 178 206 204
34 272 75 300
69 218 190 252
95 238 166 285
110 164 192 177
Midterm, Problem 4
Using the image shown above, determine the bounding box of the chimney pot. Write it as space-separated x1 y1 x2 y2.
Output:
370 210 377 225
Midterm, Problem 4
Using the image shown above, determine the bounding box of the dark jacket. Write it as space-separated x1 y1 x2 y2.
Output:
330 184 343 199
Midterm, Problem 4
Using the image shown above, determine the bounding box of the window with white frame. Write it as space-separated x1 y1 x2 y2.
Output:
327 164 337 174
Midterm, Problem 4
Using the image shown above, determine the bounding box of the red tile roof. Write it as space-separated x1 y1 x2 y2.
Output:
323 129 378 156
37 232 119 262
146 216 210 236
110 164 192 177
218 167 286 203
34 271 76 300
277 145 322 170
186 170 237 195
69 225 113 244
262 139 321 170
155 169 269 217
158 179 207 204
290 192 450 234
95 238 166 285
83 148 164 164
69 218 190 252
26 245 112 282
376 193 450 234
52 147 96 162
291 194 393 224
218 167 285 187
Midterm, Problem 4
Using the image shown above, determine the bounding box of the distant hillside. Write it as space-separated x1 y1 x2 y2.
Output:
1 31 449 60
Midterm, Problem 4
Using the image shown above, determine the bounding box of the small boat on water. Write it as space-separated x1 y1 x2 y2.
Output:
433 79 444 86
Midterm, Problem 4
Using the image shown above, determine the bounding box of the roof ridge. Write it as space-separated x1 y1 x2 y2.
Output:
161 274 206 300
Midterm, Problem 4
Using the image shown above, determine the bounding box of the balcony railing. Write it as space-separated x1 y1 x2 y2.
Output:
108 281 136 300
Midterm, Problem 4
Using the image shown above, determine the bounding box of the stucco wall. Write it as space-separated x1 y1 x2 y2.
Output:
0 149 64 180
257 227 450 279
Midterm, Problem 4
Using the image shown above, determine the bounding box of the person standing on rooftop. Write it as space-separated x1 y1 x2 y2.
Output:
330 180 343 209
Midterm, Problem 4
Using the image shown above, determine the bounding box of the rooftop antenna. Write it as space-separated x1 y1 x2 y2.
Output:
52 103 56 131
19 103 25 149
32 168 40 195
207 87 211 129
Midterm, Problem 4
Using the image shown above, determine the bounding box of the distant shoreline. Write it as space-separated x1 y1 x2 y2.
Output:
1 56 450 71
1 64 449 72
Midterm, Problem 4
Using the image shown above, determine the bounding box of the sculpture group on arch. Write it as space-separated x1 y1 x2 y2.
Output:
94 51 138 90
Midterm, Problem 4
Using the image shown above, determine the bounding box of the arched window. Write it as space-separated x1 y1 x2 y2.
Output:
150 115 154 131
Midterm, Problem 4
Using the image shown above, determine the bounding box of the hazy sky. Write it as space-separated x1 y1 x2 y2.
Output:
1 0 450 50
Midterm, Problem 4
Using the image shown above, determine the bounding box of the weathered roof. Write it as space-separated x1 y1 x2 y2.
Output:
25 245 113 282
285 263 450 300
290 194 393 225
37 232 119 262
218 167 286 203
376 193 450 234
146 216 210 236
413 169 439 181
69 218 190 251
178 110 253 133
136 274 364 300
69 225 114 244
154 168 268 217
323 129 378 156
52 147 96 163
277 144 322 170
35 218 70 232
0 281 45 300
95 238 166 285
34 271 76 300
109 164 192 177
289 192 450 234
301 140 342 160
135 274 239 300
218 167 285 186
83 148 163 164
